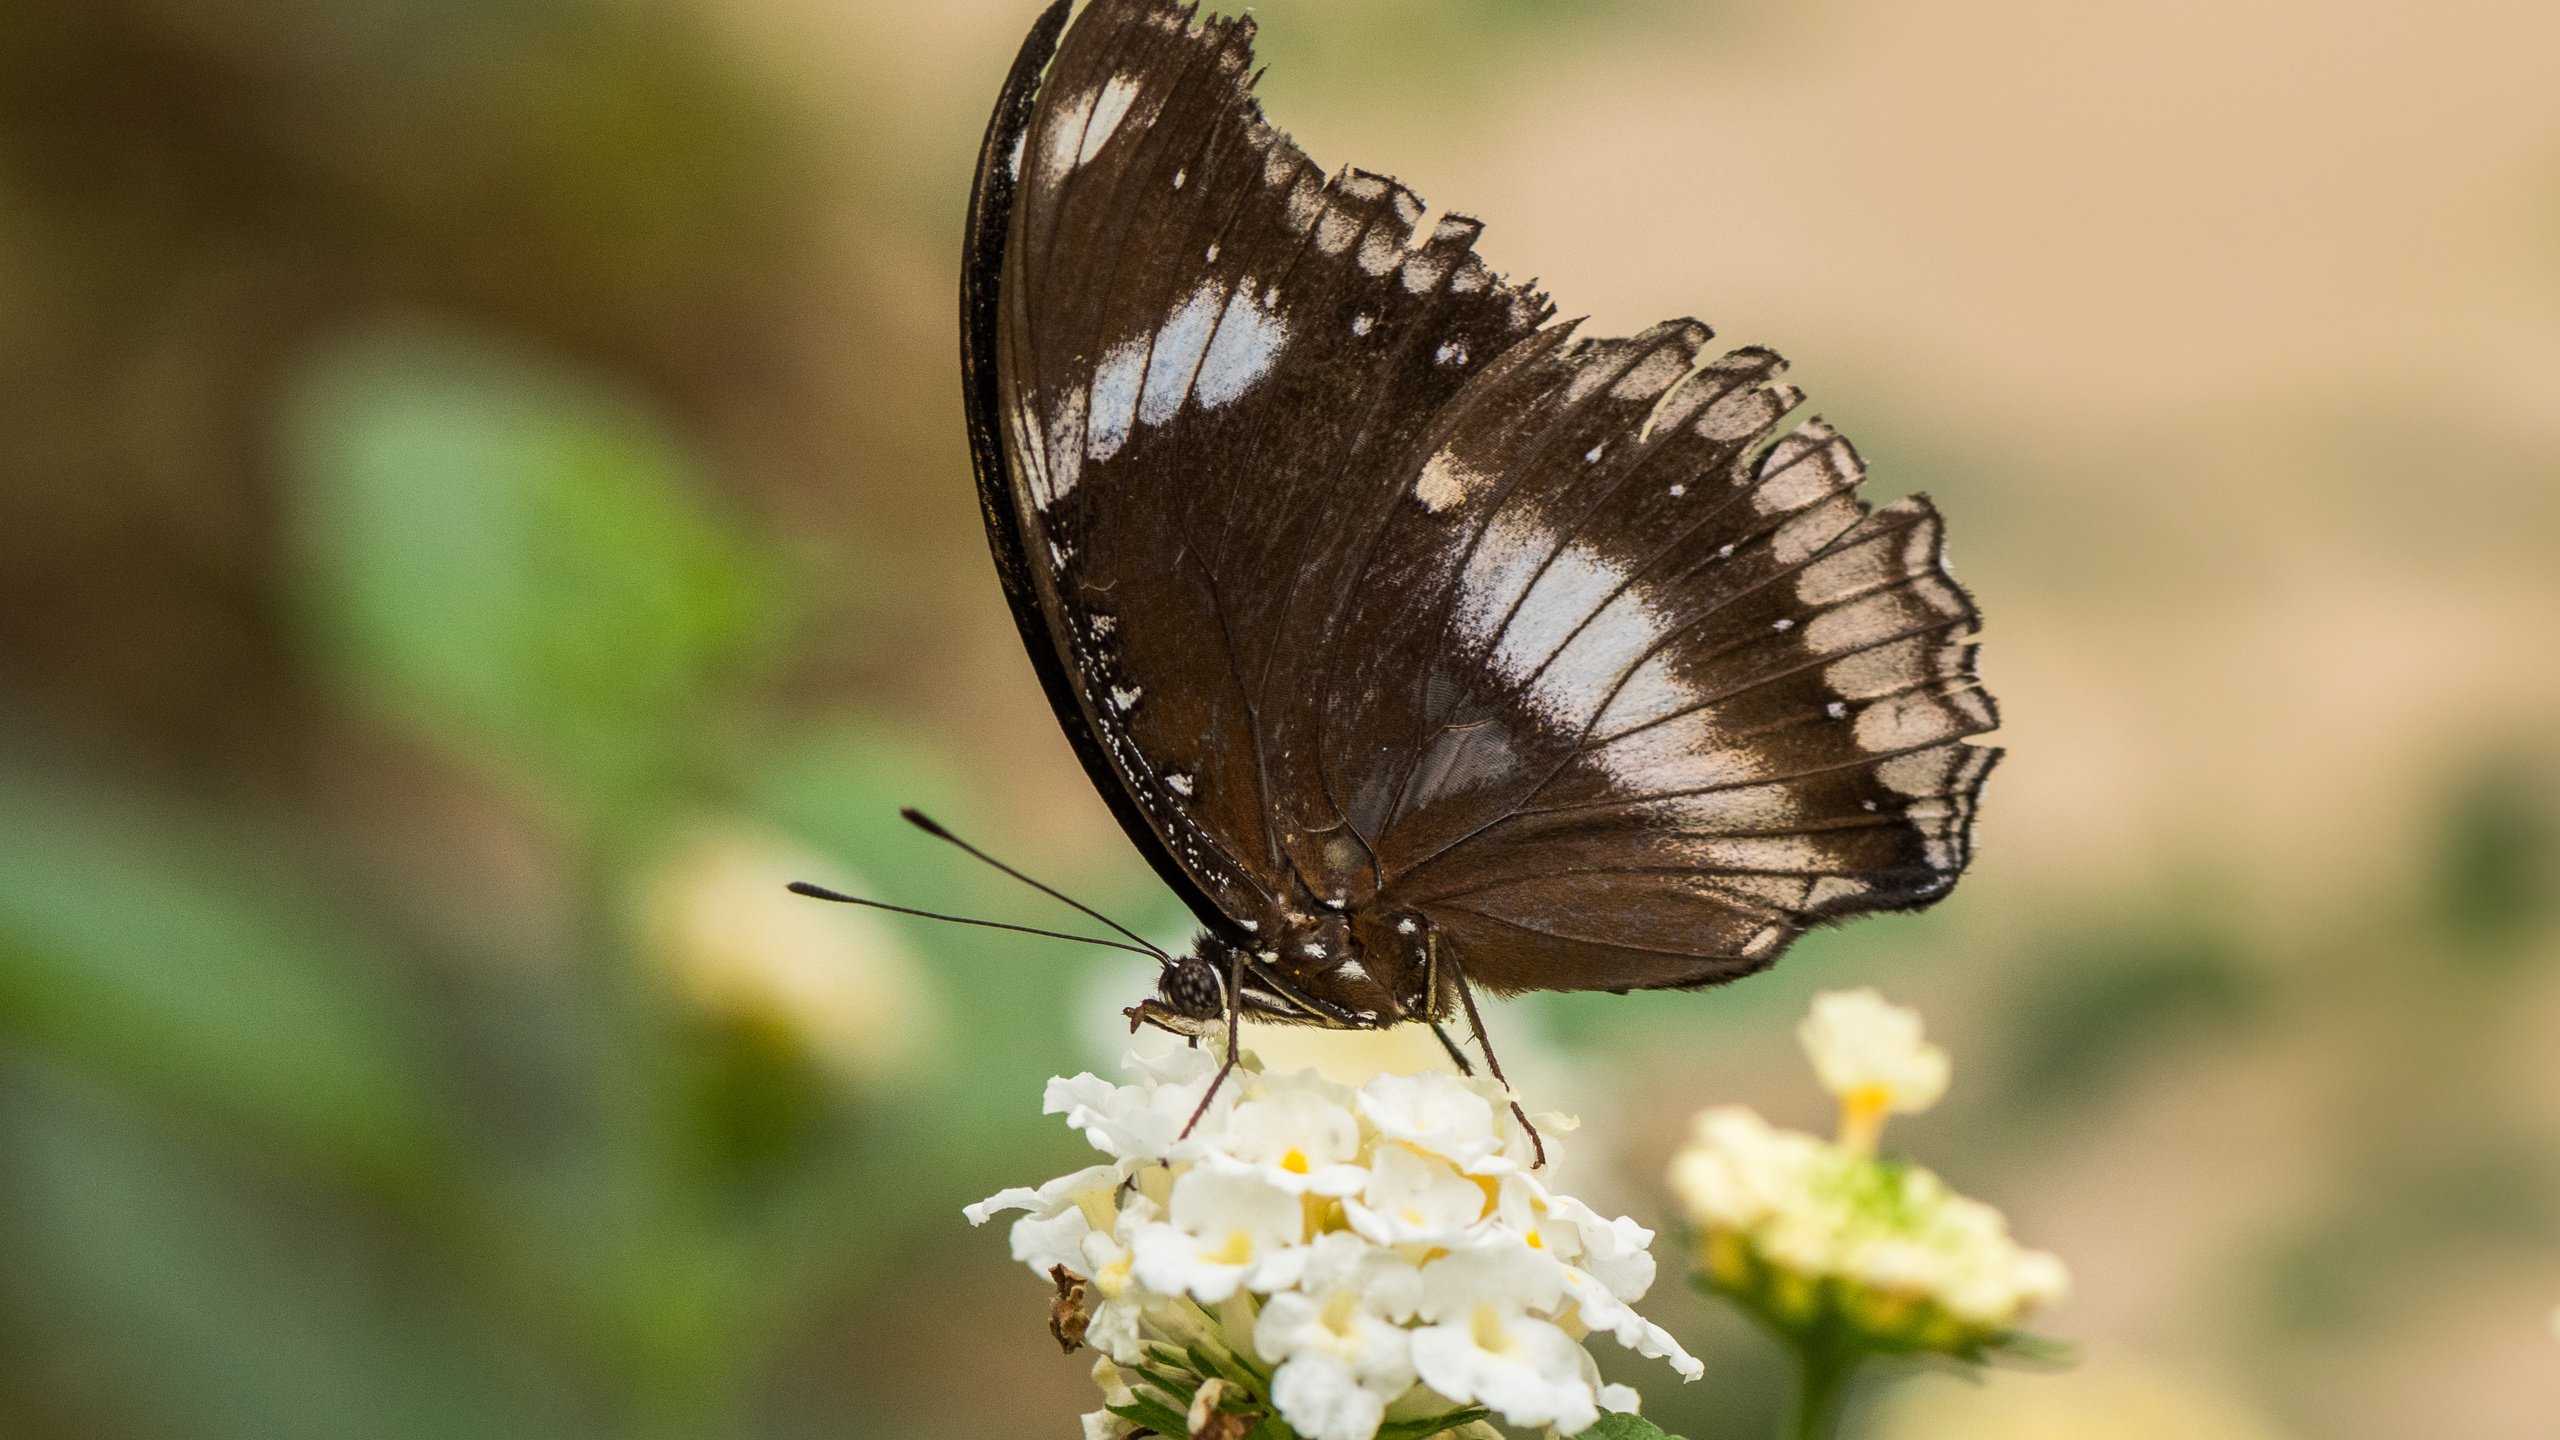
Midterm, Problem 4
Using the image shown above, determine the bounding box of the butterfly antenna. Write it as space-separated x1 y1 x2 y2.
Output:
784 882 1162 958
899 808 1167 959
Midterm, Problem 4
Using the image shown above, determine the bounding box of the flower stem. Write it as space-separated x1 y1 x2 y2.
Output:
1787 1346 1856 1440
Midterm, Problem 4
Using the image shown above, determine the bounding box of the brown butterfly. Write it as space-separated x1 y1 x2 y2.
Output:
852 0 1998 1146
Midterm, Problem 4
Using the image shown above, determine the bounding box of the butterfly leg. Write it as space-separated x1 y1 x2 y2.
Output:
1178 945 1248 1140
1427 1021 1477 1077
1418 944 1474 1074
1447 953 1546 1169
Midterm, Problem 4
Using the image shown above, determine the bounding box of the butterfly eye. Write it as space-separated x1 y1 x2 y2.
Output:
1160 954 1225 1018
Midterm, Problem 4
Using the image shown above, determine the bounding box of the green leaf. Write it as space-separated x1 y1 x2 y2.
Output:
1108 1396 1193 1437
1126 1359 1199 1404
1574 1411 1691 1440
0 769 443 1185
286 323 777 823
1371 1408 1492 1440
1188 1338 1269 1390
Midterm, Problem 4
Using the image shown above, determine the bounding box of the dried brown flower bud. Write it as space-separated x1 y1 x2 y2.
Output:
1047 1264 1092 1353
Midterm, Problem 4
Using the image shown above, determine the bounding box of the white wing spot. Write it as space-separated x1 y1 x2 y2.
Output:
1167 773 1194 795
1457 512 1700 771
1033 384 1085 506
1139 281 1224 426
1077 76 1141 169
1668 483 1686 498
1826 701 1848 719
1357 226 1403 276
1415 448 1486 512
1315 206 1360 254
1091 614 1116 636
1584 444 1604 463
1109 685 1142 712
1194 282 1292 410
1435 340 1468 366
1717 543 1736 559
1351 312 1374 336
1172 168 1186 189
1085 335 1148 460
1205 242 1219 263
1396 917 1419 935
1772 617 1796 632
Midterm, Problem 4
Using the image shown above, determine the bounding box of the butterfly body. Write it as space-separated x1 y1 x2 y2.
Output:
963 0 2001 1062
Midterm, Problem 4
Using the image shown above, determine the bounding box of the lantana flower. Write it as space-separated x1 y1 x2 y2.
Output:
974 1046 1699 1440
1669 989 2068 1402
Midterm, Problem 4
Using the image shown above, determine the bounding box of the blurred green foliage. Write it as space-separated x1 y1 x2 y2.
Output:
0 773 442 1188
2426 753 2556 968
1995 915 2260 1120
0 301 1127 1435
289 325 776 828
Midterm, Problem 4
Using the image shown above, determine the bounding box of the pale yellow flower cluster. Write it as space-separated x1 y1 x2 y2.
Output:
1669 990 2067 1355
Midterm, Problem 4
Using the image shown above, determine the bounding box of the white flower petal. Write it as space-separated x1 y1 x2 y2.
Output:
1419 1243 1567 1321
1127 1167 1308 1302
1358 1072 1514 1171
1270 1354 1389 1440
1410 1305 1599 1432
1344 1144 1493 1247
1563 1268 1702 1380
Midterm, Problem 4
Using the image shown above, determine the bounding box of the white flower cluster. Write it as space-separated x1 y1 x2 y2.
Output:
1668 990 2067 1354
971 1046 1701 1440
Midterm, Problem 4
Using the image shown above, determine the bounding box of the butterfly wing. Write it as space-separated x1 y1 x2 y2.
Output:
1332 337 1999 992
967 0 1551 939
968 0 1998 990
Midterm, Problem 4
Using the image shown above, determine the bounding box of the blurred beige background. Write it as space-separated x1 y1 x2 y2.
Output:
0 1 2554 1437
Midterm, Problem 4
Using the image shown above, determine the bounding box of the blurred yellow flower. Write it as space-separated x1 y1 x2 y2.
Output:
1796 988 1949 1153
1669 990 2065 1361
1869 1361 2286 1440
640 821 937 1086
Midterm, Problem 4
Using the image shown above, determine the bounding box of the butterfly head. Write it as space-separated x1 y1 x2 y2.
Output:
1156 949 1227 1022
1126 929 1382 1038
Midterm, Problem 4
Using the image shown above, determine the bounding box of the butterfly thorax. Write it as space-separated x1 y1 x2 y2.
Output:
1128 907 1442 1036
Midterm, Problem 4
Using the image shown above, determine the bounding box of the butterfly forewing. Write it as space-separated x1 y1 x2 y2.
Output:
966 0 1999 1004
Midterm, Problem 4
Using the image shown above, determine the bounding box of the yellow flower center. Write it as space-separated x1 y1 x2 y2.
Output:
1321 1290 1359 1333
1096 1251 1134 1299
1281 1147 1312 1174
1838 1083 1892 1154
1206 1229 1256 1266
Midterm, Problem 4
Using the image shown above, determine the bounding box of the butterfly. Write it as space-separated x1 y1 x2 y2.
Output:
955 0 1998 1135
